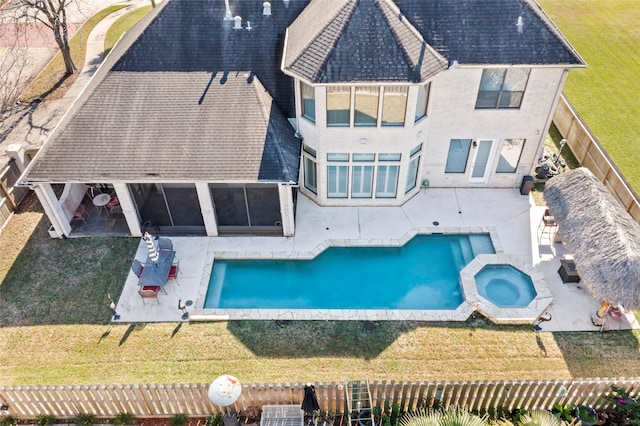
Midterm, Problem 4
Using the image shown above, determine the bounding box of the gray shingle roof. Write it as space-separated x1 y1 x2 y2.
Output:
26 72 301 182
23 0 583 184
395 0 584 66
283 0 448 83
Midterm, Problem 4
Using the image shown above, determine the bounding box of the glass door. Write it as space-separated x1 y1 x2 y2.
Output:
468 139 496 184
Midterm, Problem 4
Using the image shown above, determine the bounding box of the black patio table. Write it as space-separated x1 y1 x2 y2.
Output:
138 250 175 287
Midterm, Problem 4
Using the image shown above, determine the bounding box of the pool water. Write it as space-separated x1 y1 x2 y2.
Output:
474 265 537 308
205 234 494 310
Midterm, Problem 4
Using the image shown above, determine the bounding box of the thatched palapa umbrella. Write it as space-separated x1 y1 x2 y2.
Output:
544 167 640 323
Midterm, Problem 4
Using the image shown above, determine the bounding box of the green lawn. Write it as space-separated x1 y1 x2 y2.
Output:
2 196 640 385
539 0 640 190
104 5 153 56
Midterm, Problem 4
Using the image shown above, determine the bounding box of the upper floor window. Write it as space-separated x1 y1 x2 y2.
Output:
496 138 525 173
354 86 379 127
381 86 407 126
325 85 408 128
475 68 530 109
414 83 430 122
301 82 316 122
327 86 351 126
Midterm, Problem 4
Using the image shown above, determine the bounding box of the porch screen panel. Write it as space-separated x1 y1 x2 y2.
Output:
163 184 205 226
210 184 249 226
130 183 171 226
246 184 282 227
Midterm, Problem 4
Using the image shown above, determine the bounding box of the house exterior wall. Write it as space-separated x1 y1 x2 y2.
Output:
297 66 569 206
423 66 568 188
298 85 426 206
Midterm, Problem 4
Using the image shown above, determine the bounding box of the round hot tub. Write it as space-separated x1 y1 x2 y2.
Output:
474 265 537 308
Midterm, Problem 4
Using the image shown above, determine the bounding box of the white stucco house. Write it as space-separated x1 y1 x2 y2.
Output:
20 0 584 238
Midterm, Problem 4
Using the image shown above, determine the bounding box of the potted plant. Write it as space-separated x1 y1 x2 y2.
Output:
552 402 575 422
575 405 598 426
241 406 261 426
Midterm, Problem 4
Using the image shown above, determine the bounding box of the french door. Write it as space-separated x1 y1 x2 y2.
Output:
468 139 497 184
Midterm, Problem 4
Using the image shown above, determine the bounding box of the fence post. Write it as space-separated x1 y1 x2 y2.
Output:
5 144 29 172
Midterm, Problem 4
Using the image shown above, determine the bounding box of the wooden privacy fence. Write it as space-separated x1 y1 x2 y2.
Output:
1 379 640 420
553 94 640 222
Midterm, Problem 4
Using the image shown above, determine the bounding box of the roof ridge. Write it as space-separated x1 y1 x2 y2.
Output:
376 0 447 82
249 74 298 182
284 0 357 81
521 0 586 66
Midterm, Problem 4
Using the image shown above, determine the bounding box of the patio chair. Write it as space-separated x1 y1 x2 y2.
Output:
157 238 173 252
131 259 144 277
71 204 89 224
138 286 161 304
106 195 120 214
168 259 180 286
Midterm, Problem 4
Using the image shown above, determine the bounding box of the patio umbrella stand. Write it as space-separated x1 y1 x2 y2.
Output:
302 383 320 426
143 232 159 266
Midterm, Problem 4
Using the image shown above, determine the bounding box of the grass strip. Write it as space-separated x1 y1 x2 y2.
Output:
20 5 127 102
104 5 153 56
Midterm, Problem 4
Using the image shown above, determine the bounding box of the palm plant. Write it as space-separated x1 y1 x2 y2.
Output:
439 407 487 426
491 410 569 426
401 408 440 426
401 407 486 426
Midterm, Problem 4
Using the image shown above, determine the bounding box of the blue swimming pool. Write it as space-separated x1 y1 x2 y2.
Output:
204 234 495 310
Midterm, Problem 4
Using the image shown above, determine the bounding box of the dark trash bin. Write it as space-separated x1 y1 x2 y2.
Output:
520 175 534 195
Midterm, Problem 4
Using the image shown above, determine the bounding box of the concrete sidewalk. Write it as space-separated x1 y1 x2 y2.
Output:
0 0 155 159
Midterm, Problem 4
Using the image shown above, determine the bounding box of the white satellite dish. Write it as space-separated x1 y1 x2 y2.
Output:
208 375 242 406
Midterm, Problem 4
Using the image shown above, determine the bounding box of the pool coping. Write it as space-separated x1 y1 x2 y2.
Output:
460 254 553 324
190 227 501 322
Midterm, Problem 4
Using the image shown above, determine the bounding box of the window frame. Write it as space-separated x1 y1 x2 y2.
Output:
327 164 349 198
381 86 408 126
445 139 472 174
304 156 318 194
376 164 399 198
414 83 430 122
300 81 316 122
495 138 525 173
326 86 352 127
405 144 422 193
475 68 530 109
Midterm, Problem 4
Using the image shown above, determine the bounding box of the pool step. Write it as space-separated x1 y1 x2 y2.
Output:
345 380 374 426
450 238 474 271
459 237 475 264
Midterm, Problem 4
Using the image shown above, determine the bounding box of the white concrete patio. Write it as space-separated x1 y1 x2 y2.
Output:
112 188 639 332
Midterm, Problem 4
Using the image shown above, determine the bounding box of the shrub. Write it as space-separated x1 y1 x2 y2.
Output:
113 412 136 425
0 416 17 426
76 413 98 426
604 386 640 426
170 414 190 426
551 403 574 423
36 414 57 426
206 413 223 426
